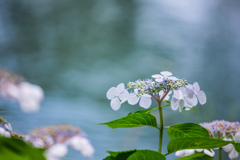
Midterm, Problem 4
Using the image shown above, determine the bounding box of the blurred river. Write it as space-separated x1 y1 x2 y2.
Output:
0 0 240 159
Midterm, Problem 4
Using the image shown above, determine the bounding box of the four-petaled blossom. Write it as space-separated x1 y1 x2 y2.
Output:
186 82 206 105
222 133 240 159
106 83 129 111
151 71 178 82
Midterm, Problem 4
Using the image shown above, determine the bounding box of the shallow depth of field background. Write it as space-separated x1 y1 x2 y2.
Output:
0 0 240 159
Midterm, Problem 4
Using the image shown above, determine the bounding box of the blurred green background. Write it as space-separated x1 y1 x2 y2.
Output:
0 0 240 159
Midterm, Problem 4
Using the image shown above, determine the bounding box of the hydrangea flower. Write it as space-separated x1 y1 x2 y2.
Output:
200 120 240 159
151 71 178 82
106 83 129 111
175 149 215 157
0 69 44 113
106 71 205 112
186 82 206 105
26 124 94 160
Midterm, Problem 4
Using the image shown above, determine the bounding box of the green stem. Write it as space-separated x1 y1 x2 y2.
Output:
158 101 163 153
219 147 222 160
218 132 222 160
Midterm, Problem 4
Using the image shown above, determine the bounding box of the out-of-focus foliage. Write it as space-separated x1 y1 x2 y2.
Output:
0 136 46 160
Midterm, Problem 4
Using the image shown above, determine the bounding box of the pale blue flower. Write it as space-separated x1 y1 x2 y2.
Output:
186 82 206 105
152 71 178 82
106 83 129 111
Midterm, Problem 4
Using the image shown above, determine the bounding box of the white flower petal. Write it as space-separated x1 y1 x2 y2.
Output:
175 150 186 157
128 93 139 105
234 133 240 142
116 83 125 92
142 94 151 98
168 76 178 81
204 149 215 157
186 95 198 106
119 90 129 101
178 99 184 112
171 97 179 110
155 78 163 82
197 91 206 105
106 87 117 100
110 97 121 111
151 74 162 78
160 71 172 77
193 82 200 93
222 143 234 153
46 144 68 158
195 149 203 152
139 96 152 109
185 86 194 98
229 148 239 159
184 149 195 156
173 90 180 99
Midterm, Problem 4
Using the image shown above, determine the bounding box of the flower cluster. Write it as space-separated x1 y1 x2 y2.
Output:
200 120 240 138
0 69 44 113
200 120 240 159
0 117 12 137
106 71 206 111
26 124 94 160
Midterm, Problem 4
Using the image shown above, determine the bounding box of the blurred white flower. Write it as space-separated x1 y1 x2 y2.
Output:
0 118 12 137
45 144 68 160
17 82 44 113
0 70 44 113
68 136 94 158
152 71 178 82
106 83 129 111
0 127 11 137
26 124 94 159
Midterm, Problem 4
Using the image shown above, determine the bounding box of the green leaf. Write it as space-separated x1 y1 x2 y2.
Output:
134 108 157 114
164 100 171 104
127 150 166 160
177 152 214 160
233 142 240 152
167 137 231 154
167 123 210 140
99 112 158 129
0 136 46 160
104 150 166 160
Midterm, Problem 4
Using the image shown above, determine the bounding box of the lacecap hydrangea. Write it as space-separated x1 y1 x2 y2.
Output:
106 71 206 111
